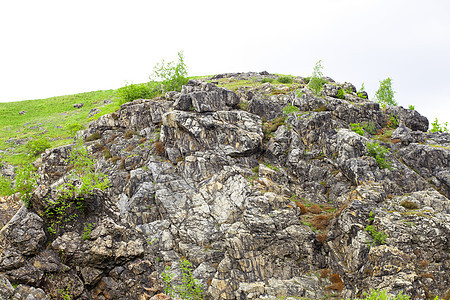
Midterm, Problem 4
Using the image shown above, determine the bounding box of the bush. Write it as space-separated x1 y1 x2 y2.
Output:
408 105 415 110
116 82 159 105
277 76 293 84
260 78 274 83
308 60 325 97
366 141 392 170
26 137 51 157
152 51 189 93
375 77 397 107
351 123 365 136
430 118 449 133
161 259 204 300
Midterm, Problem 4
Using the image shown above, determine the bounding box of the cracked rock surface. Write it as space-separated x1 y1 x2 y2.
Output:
1 74 449 299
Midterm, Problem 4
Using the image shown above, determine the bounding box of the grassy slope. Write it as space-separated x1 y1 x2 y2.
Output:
0 74 299 166
0 90 120 165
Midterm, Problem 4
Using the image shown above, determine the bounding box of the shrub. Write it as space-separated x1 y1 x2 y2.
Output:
261 78 274 83
308 60 325 97
430 118 449 133
277 76 293 84
161 259 204 300
116 82 159 105
366 141 392 170
388 114 399 128
26 137 51 157
303 76 311 84
351 123 365 136
375 77 397 107
408 105 415 110
152 51 189 93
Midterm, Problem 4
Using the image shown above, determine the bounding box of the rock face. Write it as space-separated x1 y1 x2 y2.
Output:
1 73 449 299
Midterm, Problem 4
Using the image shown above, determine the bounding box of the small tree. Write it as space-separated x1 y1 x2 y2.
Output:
152 51 189 93
375 77 397 107
308 60 325 97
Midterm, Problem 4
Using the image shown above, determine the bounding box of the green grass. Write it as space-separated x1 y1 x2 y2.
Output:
0 89 120 165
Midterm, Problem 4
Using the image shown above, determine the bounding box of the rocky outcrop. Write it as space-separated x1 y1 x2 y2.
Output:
1 72 449 299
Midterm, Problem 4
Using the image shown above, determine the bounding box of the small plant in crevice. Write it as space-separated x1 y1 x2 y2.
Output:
365 223 388 247
366 141 392 170
161 259 205 300
408 105 415 110
351 123 365 136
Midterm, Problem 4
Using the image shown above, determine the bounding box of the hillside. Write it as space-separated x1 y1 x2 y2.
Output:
0 72 449 300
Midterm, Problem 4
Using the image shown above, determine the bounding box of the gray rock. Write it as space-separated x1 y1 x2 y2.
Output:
73 103 84 109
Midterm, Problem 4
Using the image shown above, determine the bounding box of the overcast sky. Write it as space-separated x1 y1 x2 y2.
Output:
1 0 449 126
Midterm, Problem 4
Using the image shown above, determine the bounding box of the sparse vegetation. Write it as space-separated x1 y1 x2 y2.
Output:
408 105 415 110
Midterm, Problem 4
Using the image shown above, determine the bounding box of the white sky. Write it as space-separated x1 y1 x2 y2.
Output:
1 0 449 126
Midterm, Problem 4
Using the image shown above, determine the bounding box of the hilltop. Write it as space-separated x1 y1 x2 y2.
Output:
0 72 449 300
